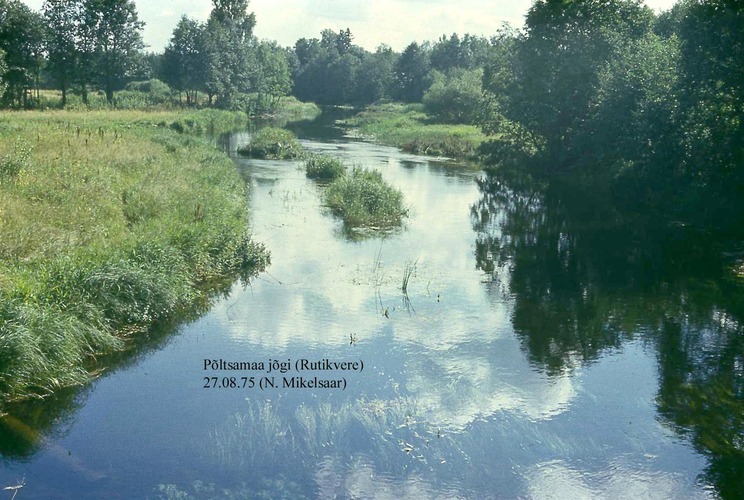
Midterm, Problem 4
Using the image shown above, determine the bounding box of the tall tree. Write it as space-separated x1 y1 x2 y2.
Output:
43 0 80 106
0 0 45 106
162 16 207 104
671 0 744 225
252 40 291 112
354 45 396 104
391 42 431 102
492 0 654 168
203 0 257 106
81 0 144 104
290 28 373 105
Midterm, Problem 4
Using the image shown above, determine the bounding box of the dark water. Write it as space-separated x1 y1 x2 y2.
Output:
1 115 742 499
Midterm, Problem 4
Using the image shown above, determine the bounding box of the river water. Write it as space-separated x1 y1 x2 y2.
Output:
0 115 741 498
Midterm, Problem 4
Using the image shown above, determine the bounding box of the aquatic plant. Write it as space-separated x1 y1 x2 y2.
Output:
402 258 418 294
237 127 304 159
304 154 346 181
324 167 407 228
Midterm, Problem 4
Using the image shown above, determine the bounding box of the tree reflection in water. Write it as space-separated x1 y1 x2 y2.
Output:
471 170 744 497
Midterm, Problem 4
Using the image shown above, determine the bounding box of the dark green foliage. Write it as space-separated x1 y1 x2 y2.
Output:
478 0 743 233
304 154 346 181
430 33 492 73
0 0 45 107
81 0 145 104
123 78 173 105
291 28 393 105
161 16 208 105
325 167 407 228
43 0 78 107
670 0 744 228
237 127 304 159
391 42 432 102
422 68 484 124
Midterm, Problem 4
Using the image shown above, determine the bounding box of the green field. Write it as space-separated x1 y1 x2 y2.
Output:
0 109 269 405
343 103 488 162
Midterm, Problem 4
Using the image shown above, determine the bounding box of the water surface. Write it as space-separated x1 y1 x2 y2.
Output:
1 116 741 499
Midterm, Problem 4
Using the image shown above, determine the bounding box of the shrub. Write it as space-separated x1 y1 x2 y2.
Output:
325 167 407 227
422 68 485 124
237 127 304 159
304 154 346 181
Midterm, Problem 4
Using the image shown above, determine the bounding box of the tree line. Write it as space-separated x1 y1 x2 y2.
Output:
0 0 291 112
478 0 743 232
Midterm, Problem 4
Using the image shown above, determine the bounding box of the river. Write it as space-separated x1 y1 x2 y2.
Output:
0 113 741 498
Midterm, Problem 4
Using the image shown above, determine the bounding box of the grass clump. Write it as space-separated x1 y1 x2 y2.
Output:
237 127 304 159
0 109 269 405
343 102 487 161
304 154 346 181
325 167 407 228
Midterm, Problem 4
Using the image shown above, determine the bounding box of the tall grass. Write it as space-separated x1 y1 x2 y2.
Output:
237 127 304 159
0 109 268 404
304 154 346 181
325 167 407 228
343 102 487 161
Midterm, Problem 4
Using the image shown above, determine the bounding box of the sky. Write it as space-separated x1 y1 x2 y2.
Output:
21 0 680 53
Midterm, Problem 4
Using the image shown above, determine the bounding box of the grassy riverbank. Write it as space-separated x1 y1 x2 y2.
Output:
0 109 268 405
343 103 487 161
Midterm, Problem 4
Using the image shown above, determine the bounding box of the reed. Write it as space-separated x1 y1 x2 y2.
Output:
324 167 407 228
304 154 346 181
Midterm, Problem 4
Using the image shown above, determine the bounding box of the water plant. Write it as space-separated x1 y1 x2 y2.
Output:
324 167 407 228
304 154 346 181
237 127 304 159
401 258 418 294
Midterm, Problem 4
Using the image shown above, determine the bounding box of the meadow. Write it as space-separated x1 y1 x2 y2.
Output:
0 109 269 405
343 103 488 162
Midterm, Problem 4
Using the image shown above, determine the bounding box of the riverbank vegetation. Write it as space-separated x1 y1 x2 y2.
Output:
237 127 304 159
325 167 407 228
343 103 487 160
0 109 269 404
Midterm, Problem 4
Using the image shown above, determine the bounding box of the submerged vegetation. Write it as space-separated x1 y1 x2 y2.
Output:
237 127 304 159
343 103 487 161
304 154 346 181
0 109 269 405
325 167 407 228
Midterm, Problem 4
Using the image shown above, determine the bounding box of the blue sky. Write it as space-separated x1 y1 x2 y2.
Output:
21 0 680 52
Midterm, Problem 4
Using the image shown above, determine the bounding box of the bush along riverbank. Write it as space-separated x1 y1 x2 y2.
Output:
342 103 487 162
0 109 269 406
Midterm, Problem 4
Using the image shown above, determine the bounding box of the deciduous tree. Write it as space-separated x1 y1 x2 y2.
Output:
81 0 144 104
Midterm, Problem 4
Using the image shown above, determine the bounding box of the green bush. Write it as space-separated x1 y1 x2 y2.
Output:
304 154 346 181
325 167 407 227
422 68 485 124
